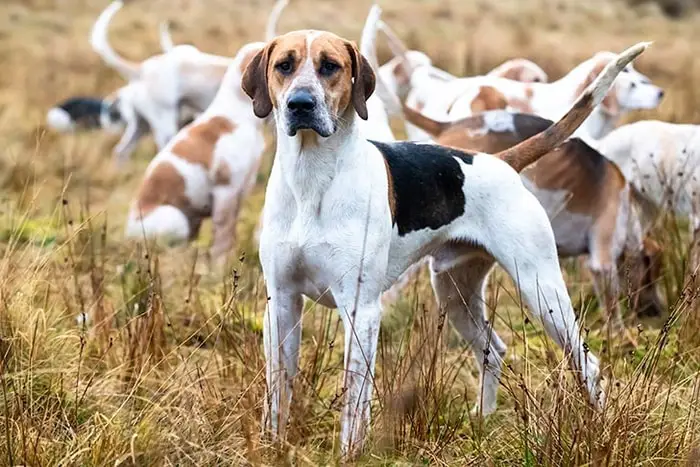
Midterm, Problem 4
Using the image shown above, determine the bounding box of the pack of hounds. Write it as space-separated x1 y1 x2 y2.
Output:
45 0 699 458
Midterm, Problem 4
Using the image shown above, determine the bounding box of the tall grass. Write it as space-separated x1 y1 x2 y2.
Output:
1 0 700 464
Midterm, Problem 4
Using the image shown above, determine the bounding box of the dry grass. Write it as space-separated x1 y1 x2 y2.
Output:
1 0 700 465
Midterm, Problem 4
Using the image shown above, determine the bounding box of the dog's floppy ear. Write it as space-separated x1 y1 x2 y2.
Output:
242 41 276 118
344 41 375 121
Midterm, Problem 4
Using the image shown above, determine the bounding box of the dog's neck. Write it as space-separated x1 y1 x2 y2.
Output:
272 110 364 207
206 68 259 125
543 57 619 139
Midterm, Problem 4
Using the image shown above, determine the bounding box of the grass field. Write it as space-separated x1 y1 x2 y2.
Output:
2 0 700 464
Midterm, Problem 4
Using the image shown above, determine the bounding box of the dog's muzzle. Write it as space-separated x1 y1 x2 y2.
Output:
285 88 331 137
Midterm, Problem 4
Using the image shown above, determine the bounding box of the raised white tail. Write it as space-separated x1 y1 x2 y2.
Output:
159 20 175 52
90 1 141 80
360 5 401 116
265 0 289 41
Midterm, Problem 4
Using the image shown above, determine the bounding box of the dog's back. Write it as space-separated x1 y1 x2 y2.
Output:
601 120 700 219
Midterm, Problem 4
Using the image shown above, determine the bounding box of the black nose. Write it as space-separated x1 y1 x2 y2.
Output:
658 89 665 99
287 90 316 113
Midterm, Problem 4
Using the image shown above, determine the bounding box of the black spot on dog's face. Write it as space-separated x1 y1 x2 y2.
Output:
370 140 474 236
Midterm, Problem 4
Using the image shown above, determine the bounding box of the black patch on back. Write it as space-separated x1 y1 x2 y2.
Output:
370 140 474 236
564 137 607 180
58 97 105 128
512 113 553 140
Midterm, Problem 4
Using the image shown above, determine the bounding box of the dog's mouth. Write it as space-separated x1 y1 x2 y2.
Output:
286 117 333 138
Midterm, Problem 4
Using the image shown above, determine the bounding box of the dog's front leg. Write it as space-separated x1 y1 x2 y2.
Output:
113 118 147 166
338 299 382 459
262 288 302 443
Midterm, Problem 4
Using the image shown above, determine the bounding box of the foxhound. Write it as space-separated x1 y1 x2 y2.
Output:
598 121 700 263
46 97 106 132
125 42 266 262
241 28 646 457
250 3 398 244
403 106 665 321
378 22 662 142
416 52 661 141
376 21 547 102
93 0 287 164
376 21 551 142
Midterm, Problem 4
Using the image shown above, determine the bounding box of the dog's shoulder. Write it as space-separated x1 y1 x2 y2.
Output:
369 140 475 236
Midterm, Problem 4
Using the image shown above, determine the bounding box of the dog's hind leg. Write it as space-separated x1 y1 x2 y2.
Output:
471 178 604 408
430 253 506 416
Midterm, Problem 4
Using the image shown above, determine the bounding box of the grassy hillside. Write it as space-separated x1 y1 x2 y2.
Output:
1 0 700 464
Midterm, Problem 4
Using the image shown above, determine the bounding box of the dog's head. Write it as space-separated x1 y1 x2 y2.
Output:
46 97 106 132
242 30 376 138
100 88 130 134
580 52 664 116
488 58 549 84
378 50 432 101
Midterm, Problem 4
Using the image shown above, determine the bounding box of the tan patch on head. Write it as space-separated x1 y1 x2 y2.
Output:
134 161 188 218
383 158 396 221
470 86 508 114
499 65 527 81
171 116 235 168
309 34 357 118
263 32 309 109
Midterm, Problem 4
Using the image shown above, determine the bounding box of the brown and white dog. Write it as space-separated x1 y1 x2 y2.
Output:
416 52 662 141
599 121 700 269
378 22 663 142
125 42 266 261
93 0 286 164
376 21 548 103
402 106 665 321
376 20 551 141
242 27 646 457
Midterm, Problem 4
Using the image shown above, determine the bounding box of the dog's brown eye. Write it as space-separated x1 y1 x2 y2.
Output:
320 60 339 76
276 60 293 75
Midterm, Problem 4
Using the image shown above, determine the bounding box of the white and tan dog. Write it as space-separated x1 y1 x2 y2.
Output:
93 0 286 164
125 42 266 261
378 22 662 142
402 107 666 322
376 21 550 141
599 121 700 240
415 52 662 141
377 24 548 104
242 28 646 457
